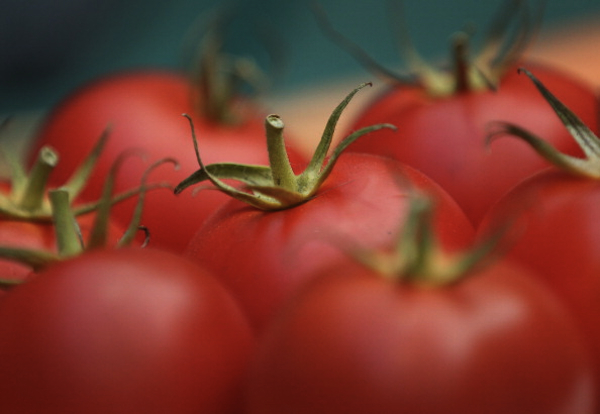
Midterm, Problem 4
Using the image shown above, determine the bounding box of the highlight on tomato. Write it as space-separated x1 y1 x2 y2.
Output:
314 0 600 225
175 83 475 333
28 11 305 253
480 67 600 399
244 193 596 414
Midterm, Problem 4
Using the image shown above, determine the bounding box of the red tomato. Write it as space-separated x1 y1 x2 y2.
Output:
478 168 600 397
0 248 254 413
30 70 305 253
346 63 599 225
184 152 475 333
244 258 596 414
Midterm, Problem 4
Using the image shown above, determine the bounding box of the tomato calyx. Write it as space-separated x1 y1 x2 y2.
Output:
349 193 496 287
0 127 170 222
312 0 539 97
487 67 600 178
186 7 269 125
0 155 178 286
174 82 396 210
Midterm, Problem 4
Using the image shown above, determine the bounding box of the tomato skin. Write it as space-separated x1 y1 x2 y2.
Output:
30 70 305 253
0 248 255 413
244 259 596 414
184 153 475 333
478 168 600 397
347 63 600 225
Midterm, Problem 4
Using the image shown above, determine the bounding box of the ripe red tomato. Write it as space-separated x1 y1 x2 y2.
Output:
346 63 599 225
30 70 305 252
184 152 475 333
478 168 600 397
0 248 255 413
244 257 596 414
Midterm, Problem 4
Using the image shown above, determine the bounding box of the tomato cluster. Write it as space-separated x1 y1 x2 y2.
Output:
1 3 600 413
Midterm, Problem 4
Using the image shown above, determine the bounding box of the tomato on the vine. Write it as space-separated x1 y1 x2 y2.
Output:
0 248 255 414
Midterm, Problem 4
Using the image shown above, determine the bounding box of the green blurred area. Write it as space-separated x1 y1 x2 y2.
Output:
1 0 599 113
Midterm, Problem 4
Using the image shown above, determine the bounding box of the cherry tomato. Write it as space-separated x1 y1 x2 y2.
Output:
0 248 255 413
30 70 305 252
244 257 596 414
347 63 599 225
184 152 475 333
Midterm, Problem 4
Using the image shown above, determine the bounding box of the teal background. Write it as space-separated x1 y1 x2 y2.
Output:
1 0 599 113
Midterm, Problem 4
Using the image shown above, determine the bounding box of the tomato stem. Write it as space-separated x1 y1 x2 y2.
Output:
265 115 296 190
18 146 58 212
451 32 472 94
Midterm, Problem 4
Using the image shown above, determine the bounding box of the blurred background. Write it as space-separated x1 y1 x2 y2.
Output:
1 0 600 114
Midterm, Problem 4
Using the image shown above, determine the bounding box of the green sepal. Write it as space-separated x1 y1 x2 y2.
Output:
185 5 270 125
0 154 178 279
0 127 174 221
487 67 600 179
348 192 501 287
312 0 541 96
175 82 397 210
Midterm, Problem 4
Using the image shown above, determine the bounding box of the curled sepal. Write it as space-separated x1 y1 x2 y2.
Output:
117 157 180 248
174 83 396 210
487 67 600 179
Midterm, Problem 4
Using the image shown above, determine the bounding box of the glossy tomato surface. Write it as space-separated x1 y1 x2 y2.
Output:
245 259 596 414
478 168 600 395
184 153 475 333
30 70 305 252
347 63 600 225
0 248 255 413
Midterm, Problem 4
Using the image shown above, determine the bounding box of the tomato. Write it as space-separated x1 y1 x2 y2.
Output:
244 257 596 414
478 168 600 397
184 152 475 333
0 248 254 413
473 67 600 397
30 70 305 253
346 63 600 225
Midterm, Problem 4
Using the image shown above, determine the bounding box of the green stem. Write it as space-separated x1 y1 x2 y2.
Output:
265 115 296 190
451 32 471 94
18 147 58 212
